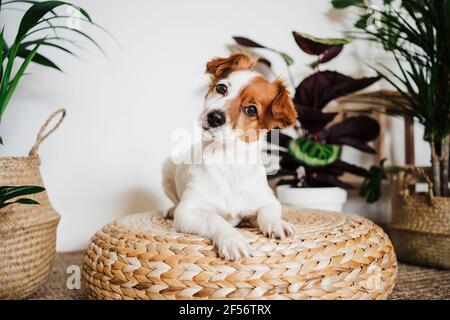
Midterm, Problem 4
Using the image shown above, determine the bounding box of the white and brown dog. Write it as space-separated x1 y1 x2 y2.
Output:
162 52 298 260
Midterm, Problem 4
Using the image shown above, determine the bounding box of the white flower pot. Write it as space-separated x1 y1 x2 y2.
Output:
276 185 348 212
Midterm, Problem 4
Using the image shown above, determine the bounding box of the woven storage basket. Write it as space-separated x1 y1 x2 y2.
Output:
0 109 65 299
390 168 450 268
82 207 397 300
389 168 450 269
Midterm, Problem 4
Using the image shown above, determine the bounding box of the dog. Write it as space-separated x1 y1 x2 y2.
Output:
162 52 298 260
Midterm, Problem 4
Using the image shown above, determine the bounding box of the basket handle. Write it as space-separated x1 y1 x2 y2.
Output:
29 108 66 156
401 165 434 201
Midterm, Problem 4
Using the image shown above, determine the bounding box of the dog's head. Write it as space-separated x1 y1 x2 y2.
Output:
200 52 297 142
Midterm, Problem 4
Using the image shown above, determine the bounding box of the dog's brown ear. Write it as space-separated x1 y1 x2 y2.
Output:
267 79 298 129
206 52 256 79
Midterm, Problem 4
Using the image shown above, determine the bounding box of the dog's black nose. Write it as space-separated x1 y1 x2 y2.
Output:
207 110 226 128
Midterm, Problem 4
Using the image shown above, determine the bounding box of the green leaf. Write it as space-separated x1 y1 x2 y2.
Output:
16 1 92 41
0 185 45 201
0 29 5 84
359 159 387 203
0 44 19 116
25 25 106 57
0 136 3 145
13 198 40 205
278 52 294 66
331 0 363 9
293 32 352 46
0 1 104 119
355 14 370 29
16 48 61 70
20 39 77 56
0 185 44 208
0 40 43 114
288 138 341 167
0 198 40 209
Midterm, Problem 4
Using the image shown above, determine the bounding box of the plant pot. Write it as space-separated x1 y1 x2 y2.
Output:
276 185 347 212
0 109 65 299
390 193 450 269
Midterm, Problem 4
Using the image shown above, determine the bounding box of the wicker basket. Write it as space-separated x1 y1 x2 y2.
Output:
390 170 450 269
83 207 397 300
0 109 65 299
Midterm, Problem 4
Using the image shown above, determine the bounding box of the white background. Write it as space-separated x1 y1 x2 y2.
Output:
0 0 430 251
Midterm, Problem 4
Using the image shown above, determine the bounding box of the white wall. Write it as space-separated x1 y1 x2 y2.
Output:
0 0 430 251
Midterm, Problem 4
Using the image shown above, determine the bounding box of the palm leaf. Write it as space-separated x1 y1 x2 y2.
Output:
25 25 106 56
15 1 91 40
16 47 61 70
0 185 45 201
0 39 43 115
0 0 105 124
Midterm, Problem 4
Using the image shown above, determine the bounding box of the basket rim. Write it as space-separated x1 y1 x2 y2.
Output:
389 224 450 237
0 154 40 162
402 193 450 201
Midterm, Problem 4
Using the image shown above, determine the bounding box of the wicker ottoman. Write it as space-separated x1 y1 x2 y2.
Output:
82 207 397 300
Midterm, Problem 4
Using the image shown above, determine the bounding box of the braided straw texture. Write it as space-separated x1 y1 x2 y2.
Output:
82 208 397 300
0 109 64 299
391 194 450 269
0 156 60 299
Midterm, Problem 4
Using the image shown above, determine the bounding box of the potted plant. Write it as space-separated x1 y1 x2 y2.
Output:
331 0 450 268
0 0 102 298
234 33 381 211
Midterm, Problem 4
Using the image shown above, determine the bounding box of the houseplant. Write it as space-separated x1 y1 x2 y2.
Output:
331 0 450 268
0 0 102 298
234 33 381 211
1 185 45 208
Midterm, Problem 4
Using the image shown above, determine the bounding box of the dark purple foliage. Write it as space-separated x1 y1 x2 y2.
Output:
305 168 354 189
292 32 338 56
232 37 271 67
233 36 266 48
267 130 292 148
279 154 301 171
331 160 371 178
296 105 337 133
232 33 381 190
316 116 380 153
316 45 343 64
294 71 380 110
258 57 271 68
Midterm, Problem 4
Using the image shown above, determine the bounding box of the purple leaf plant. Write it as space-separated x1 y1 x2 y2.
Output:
234 32 381 196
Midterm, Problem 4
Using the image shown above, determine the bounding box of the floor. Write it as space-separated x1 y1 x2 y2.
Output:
28 251 450 300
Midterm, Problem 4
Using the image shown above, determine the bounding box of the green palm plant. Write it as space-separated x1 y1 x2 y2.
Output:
0 0 103 145
0 185 45 208
332 0 450 197
1 1 103 205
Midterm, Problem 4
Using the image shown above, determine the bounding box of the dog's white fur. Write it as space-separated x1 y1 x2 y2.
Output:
162 68 294 260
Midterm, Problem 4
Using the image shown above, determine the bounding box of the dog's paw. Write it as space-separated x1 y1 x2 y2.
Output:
260 219 295 240
215 232 249 260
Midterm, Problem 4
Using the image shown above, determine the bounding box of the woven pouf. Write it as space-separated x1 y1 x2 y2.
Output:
82 207 397 300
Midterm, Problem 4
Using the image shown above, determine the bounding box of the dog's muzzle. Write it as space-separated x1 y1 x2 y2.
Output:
206 110 226 128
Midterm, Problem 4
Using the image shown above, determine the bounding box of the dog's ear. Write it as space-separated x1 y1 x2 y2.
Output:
267 79 298 129
206 52 256 79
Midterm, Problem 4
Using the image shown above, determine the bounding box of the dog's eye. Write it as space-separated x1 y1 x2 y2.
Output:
215 83 228 95
243 105 258 117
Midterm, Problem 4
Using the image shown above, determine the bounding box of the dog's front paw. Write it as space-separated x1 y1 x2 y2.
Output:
215 232 249 260
260 219 295 240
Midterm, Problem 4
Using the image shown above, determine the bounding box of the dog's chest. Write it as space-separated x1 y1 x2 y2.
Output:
194 162 270 216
